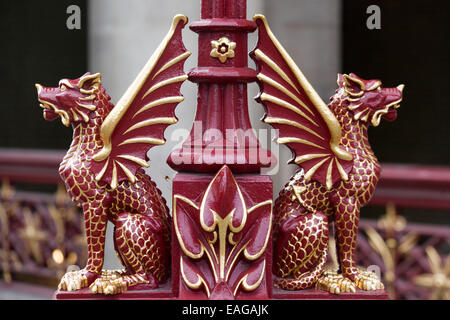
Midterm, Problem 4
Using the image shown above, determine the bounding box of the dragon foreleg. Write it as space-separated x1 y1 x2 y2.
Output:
57 200 108 291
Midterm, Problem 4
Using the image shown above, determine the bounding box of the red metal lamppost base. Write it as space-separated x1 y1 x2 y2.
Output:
172 168 273 300
45 0 396 300
166 0 276 300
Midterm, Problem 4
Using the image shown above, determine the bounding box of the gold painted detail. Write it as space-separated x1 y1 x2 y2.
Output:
365 203 419 299
93 14 189 162
233 260 266 296
316 270 357 294
260 93 319 127
123 117 177 135
152 52 191 80
277 137 325 151
253 14 352 163
142 75 188 99
18 208 48 264
117 155 150 168
173 168 272 297
117 137 165 147
254 54 300 95
414 247 450 300
133 96 184 118
292 185 306 203
210 37 236 63
78 73 101 90
180 256 211 298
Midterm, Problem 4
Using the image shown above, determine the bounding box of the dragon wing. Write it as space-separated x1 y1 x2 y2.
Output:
91 15 190 189
251 15 353 190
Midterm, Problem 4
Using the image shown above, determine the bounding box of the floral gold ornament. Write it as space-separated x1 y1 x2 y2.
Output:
251 14 404 293
18 208 48 265
365 203 418 298
174 166 272 299
414 246 450 300
210 37 236 63
0 175 87 286
35 15 190 294
48 204 65 248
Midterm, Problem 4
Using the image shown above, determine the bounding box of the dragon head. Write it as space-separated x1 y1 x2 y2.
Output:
337 73 404 127
35 73 102 127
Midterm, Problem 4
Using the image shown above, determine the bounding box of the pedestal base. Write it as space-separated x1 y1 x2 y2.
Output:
53 281 389 300
272 286 389 300
54 279 174 300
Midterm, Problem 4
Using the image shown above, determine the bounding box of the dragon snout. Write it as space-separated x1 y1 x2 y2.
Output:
384 84 404 108
372 84 404 126
35 83 62 123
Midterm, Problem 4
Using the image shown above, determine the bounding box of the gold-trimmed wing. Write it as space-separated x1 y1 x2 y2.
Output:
90 15 191 189
251 15 353 190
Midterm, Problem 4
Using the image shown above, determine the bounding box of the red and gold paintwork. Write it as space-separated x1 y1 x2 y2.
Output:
173 165 272 299
251 15 404 294
32 0 405 299
34 15 190 295
167 0 275 300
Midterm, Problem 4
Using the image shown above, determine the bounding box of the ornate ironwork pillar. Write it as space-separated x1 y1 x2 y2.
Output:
169 0 274 299
167 0 274 173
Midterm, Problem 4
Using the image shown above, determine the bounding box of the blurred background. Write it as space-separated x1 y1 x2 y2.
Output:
0 0 448 299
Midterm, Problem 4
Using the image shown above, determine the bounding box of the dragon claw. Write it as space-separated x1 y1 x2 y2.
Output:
316 270 356 294
354 269 384 291
90 278 127 295
316 268 384 294
89 270 128 295
58 269 94 292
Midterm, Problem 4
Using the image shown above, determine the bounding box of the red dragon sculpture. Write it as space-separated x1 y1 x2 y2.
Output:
34 15 190 295
251 15 404 294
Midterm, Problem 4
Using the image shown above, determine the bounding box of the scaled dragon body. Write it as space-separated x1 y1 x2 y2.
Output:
35 16 190 294
252 15 404 293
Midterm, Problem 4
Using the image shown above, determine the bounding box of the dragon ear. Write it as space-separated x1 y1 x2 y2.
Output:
78 72 101 93
343 74 365 97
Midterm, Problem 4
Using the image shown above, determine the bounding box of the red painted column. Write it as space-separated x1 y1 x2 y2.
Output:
169 0 274 299
167 0 275 173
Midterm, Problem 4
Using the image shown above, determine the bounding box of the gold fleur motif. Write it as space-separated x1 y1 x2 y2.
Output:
174 166 272 298
210 37 236 63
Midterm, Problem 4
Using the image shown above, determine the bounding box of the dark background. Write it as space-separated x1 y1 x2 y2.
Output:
342 0 450 224
343 0 450 166
0 0 87 149
0 0 449 166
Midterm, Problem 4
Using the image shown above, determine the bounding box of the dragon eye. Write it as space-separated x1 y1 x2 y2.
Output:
60 85 67 92
377 87 381 92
